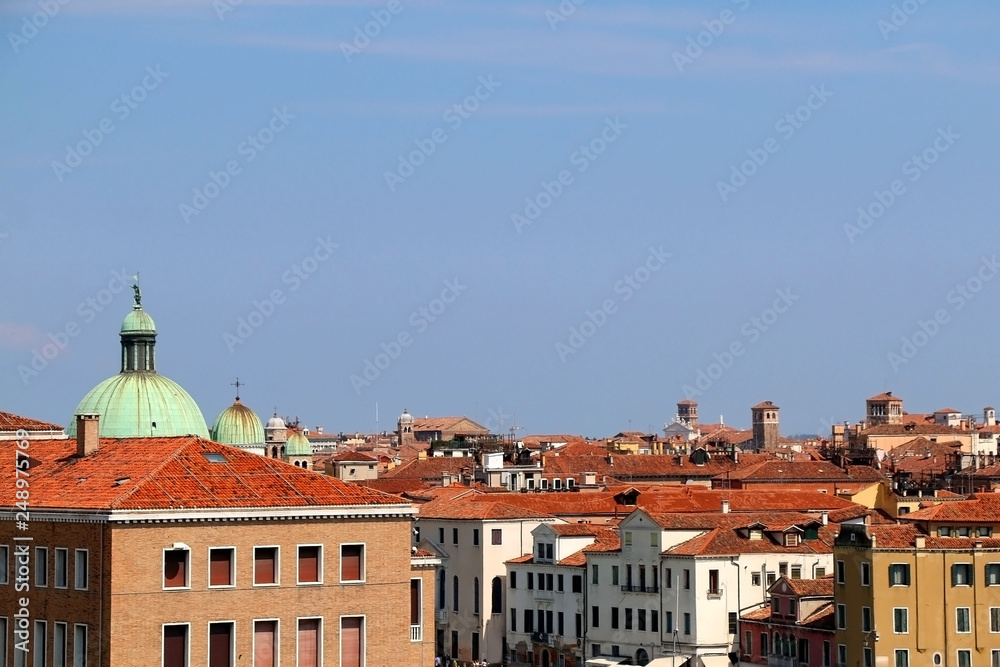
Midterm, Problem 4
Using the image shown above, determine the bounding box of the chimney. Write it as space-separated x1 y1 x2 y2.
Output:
821 511 829 525
721 500 730 514
76 413 100 457
914 535 925 549
442 472 453 487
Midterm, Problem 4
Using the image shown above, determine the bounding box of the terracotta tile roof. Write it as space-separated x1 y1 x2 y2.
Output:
667 523 838 556
899 493 1000 522
550 523 610 536
0 411 64 433
863 423 963 436
330 450 378 462
557 552 588 566
381 456 476 481
413 548 437 557
717 460 855 482
862 524 921 548
0 436 407 511
543 452 772 480
799 602 835 630
868 392 901 401
411 416 487 433
582 530 621 553
355 478 429 495
845 466 887 481
934 407 961 414
554 441 609 457
752 401 779 410
417 497 554 520
781 575 834 597
741 606 772 622
507 554 536 564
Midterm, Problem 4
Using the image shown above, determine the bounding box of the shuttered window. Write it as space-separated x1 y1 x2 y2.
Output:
411 579 421 625
254 621 276 667
163 625 188 667
208 623 233 667
254 547 278 585
341 617 363 667
341 545 363 582
210 549 234 587
164 550 188 588
298 546 321 584
298 619 321 667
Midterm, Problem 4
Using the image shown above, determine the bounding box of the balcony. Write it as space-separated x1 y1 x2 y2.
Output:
533 589 554 601
619 584 659 593
706 588 723 599
530 632 551 645
766 657 803 667
411 625 423 642
436 609 449 623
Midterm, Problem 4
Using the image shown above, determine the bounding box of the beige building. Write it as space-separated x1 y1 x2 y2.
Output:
0 416 437 667
833 496 1000 667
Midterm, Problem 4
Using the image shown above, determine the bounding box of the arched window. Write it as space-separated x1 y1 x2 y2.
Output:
473 577 480 615
491 577 502 613
453 575 460 612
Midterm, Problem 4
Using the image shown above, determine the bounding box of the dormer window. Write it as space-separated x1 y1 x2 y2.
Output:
750 529 763 541
785 534 799 547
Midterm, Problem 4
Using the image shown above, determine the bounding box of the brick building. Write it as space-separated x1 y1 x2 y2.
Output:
0 416 437 666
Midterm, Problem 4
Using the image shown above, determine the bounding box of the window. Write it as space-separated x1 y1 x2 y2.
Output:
683 569 690 590
889 563 911 586
546 573 553 590
473 529 480 546
546 610 553 634
438 528 445 544
525 610 534 633
779 562 788 577
958 650 971 667
253 620 277 667
979 527 992 537
771 598 780 613
651 611 658 633
163 624 189 667
611 566 619 586
510 608 517 633
766 571 776 586
0 618 6 667
209 548 235 587
956 607 971 633
492 529 502 545
0 545 7 585
546 544 553 560
894 608 908 634
54 549 68 589
790 565 801 580
591 646 600 658
473 577 480 615
341 544 364 582
761 634 768 657
836 560 845 584
452 528 459 545
452 576 459 612
799 639 809 665
638 609 646 632
665 567 672 588
788 600 797 617
558 612 564 636
864 647 873 667
624 608 632 631
751 572 761 586
297 545 321 584
815 566 827 577
939 527 950 537
34 621 46 667
990 607 1000 633
665 612 673 633
73 625 87 667
784 534 799 547
744 631 752 656
254 547 278 585
527 572 534 590
510 571 517 589
491 577 502 614
836 604 846 630
572 575 582 593
651 532 658 547
300 618 323 667
992 651 1000 667
952 563 973 586
35 547 48 587
823 640 830 667
591 565 599 585
838 646 847 667
728 612 738 635
591 606 599 628
163 548 189 589
576 613 582 638
54 622 67 667
557 574 564 592
987 563 1000 585
861 562 871 586
208 622 233 667
624 532 632 547
862 606 872 632
683 613 691 635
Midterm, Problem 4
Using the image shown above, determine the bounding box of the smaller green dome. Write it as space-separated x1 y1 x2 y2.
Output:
286 431 312 456
211 400 265 445
121 307 156 334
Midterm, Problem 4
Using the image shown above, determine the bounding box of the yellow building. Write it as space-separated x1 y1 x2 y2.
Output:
833 498 1000 667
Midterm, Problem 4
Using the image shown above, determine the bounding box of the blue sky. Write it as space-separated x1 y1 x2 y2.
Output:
2 1 999 438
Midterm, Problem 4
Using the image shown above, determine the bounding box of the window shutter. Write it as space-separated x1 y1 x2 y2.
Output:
254 621 276 667
210 550 232 586
340 618 362 667
208 624 232 667
255 548 276 584
163 626 187 667
164 551 186 587
342 545 362 581
298 619 320 667
299 546 319 583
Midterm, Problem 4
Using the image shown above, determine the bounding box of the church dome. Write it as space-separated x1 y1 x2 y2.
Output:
211 399 265 445
285 430 312 456
266 414 287 430
67 286 209 439
399 409 413 424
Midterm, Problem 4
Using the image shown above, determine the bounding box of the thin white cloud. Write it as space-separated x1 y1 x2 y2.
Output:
0 322 39 349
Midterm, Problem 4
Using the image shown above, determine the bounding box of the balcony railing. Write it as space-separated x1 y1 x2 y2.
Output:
619 584 659 593
411 625 423 642
436 609 448 623
766 657 803 667
706 588 723 599
533 589 554 600
530 632 550 645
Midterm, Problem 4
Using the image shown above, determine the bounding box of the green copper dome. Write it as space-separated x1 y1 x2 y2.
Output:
67 284 209 439
211 399 265 445
285 431 312 456
121 307 156 334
